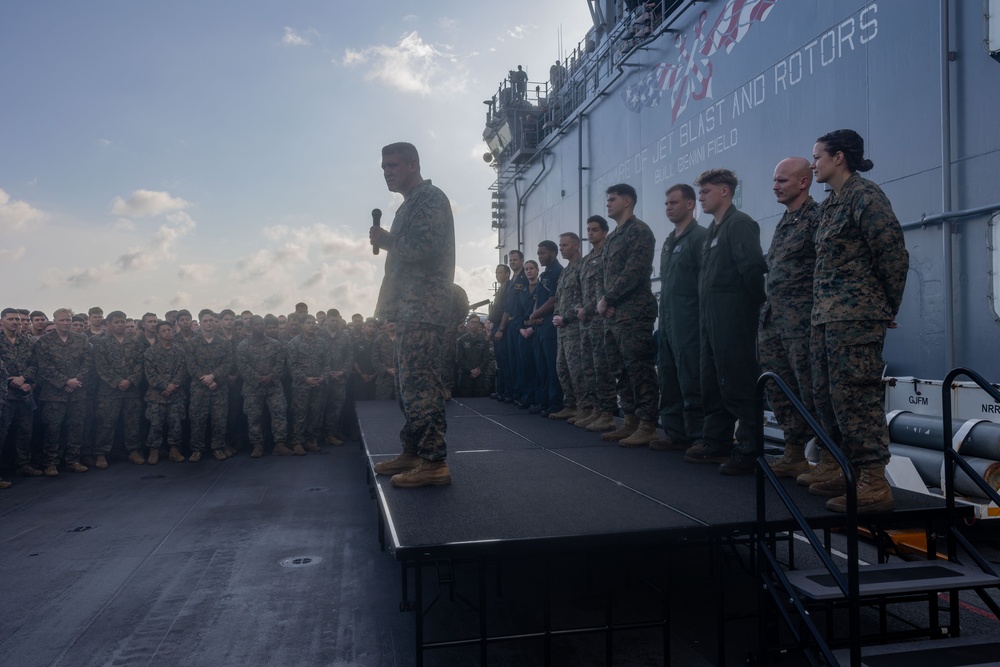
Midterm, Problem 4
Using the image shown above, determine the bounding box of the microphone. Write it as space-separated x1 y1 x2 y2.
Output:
371 208 382 256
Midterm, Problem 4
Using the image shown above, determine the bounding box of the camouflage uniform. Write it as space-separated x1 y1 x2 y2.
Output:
143 343 187 451
92 334 144 455
185 334 232 453
602 216 659 421
455 331 491 397
579 246 614 412
811 173 908 467
323 326 353 442
554 256 587 409
287 333 330 447
371 332 398 400
34 331 93 466
658 221 708 446
759 197 820 448
0 331 37 468
375 178 454 462
699 204 767 458
236 335 288 450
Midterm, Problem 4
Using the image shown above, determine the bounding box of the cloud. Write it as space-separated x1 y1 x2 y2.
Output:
0 188 47 231
98 138 112 147
262 293 287 310
463 232 499 250
178 263 217 283
110 189 190 217
263 223 370 257
116 211 196 271
171 291 192 307
281 26 312 47
0 246 26 261
342 31 465 95
56 263 115 289
506 25 531 40
231 240 310 283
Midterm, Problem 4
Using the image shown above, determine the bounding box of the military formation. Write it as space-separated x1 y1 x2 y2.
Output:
0 300 489 488
487 129 908 514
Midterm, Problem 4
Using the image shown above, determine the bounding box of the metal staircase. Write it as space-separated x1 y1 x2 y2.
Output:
753 369 1000 666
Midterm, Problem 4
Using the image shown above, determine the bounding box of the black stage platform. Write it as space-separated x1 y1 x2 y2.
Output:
360 397 970 665
362 398 959 557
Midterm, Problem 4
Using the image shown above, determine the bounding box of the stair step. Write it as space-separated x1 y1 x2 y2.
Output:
786 560 1000 601
833 634 1000 666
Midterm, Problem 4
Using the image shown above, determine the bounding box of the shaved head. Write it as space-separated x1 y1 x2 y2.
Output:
772 157 813 209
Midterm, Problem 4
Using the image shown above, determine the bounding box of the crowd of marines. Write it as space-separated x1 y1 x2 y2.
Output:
0 299 494 489
3 130 909 510
485 129 908 514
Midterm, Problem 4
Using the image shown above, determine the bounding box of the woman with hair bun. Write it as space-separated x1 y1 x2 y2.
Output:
806 129 909 514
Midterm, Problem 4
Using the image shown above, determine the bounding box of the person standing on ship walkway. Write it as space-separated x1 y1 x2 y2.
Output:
651 183 708 453
597 183 663 447
807 129 909 513
759 158 822 480
685 168 767 475
370 142 455 488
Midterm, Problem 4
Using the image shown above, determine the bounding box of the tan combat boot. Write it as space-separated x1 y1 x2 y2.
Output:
250 444 264 458
374 450 422 476
809 471 847 497
769 444 810 478
223 445 237 458
213 449 227 461
601 413 639 441
303 439 321 453
827 465 894 513
65 461 88 473
95 455 109 469
0 478 11 489
574 408 601 429
683 442 731 464
619 420 660 448
147 449 160 465
188 451 203 462
796 448 841 487
649 436 688 451
44 464 60 477
292 444 307 456
168 446 186 462
586 411 617 432
272 443 295 456
325 434 344 446
391 460 451 488
128 451 145 465
566 406 590 425
548 406 577 420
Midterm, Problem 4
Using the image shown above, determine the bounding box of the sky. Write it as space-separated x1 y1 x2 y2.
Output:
0 1 593 319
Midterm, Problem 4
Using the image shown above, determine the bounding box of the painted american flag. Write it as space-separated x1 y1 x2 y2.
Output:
622 0 777 119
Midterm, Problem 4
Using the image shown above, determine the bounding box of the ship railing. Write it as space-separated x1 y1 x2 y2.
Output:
754 371 857 666
487 0 696 163
755 368 1000 665
941 368 1000 623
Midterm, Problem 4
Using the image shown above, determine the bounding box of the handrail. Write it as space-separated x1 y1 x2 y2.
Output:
755 370 862 666
942 368 1000 556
